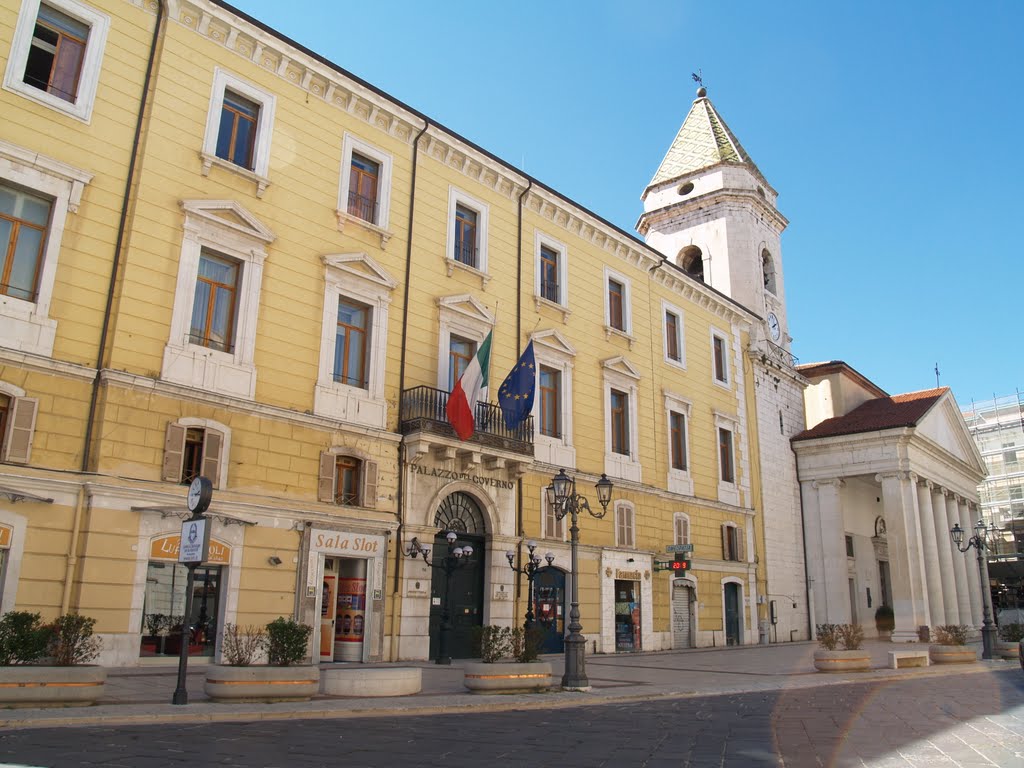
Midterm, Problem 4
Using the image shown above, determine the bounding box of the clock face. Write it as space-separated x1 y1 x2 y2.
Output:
767 313 781 341
187 476 211 513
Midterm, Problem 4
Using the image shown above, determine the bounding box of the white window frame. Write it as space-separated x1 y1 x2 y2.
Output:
722 524 744 562
164 417 231 490
710 327 730 388
445 186 489 284
615 501 635 548
533 231 570 320
714 411 739 506
602 357 641 482
314 252 396 429
541 489 566 542
673 513 691 546
664 390 693 496
662 300 686 369
162 200 274 401
0 140 92 357
3 0 110 123
337 132 393 247
532 329 576 468
200 68 276 197
436 295 494 391
603 267 633 341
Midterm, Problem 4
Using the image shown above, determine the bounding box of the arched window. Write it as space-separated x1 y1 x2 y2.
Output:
434 492 486 535
762 249 776 295
678 246 704 282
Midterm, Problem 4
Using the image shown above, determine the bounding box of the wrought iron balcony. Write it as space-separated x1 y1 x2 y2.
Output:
400 386 534 456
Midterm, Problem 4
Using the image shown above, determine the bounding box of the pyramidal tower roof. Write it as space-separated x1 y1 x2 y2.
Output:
647 87 765 190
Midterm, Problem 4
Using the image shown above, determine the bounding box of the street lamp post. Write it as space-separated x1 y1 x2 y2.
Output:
546 468 613 690
951 519 997 660
405 531 474 665
506 541 554 632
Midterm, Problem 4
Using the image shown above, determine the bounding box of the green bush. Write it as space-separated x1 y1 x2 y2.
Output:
0 611 52 665
933 624 970 646
999 622 1024 643
265 617 312 666
874 605 895 632
511 626 545 663
47 614 102 666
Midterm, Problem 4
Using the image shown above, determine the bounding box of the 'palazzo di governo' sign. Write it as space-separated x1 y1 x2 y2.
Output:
410 464 515 490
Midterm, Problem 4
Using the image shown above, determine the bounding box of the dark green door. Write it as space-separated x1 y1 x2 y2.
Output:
428 532 484 660
724 582 741 645
534 567 565 654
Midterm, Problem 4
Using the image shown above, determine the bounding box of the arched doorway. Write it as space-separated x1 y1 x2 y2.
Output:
724 582 742 646
429 492 486 661
534 566 565 654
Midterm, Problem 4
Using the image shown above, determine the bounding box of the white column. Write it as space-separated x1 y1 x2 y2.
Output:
877 472 929 642
933 486 960 625
816 479 850 624
801 480 826 626
945 492 972 627
957 498 983 628
915 478 945 626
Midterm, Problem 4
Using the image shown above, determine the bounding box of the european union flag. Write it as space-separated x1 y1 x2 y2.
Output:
498 341 536 431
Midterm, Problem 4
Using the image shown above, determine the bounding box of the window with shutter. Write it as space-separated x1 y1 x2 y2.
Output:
1 396 38 464
201 430 223 489
162 423 185 482
163 421 227 488
616 503 634 548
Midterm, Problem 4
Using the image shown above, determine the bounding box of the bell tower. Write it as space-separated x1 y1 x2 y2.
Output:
639 86 810 643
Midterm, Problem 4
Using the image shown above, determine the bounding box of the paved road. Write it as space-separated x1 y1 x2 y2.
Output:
2 669 1024 767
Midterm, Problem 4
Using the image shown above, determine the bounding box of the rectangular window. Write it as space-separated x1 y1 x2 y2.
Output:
449 335 475 390
718 427 735 483
713 334 728 384
24 3 87 103
189 250 239 353
665 310 681 362
540 245 560 303
674 515 690 546
333 298 369 389
611 388 629 456
543 497 564 540
723 525 742 561
0 183 52 302
348 153 380 223
670 411 687 471
539 365 561 438
616 504 635 548
215 89 259 170
608 278 624 331
454 204 478 267
335 456 361 506
845 535 855 558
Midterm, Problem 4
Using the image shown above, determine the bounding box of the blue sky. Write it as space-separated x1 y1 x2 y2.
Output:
229 0 1022 407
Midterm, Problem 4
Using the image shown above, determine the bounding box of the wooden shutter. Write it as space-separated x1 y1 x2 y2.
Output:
362 460 377 508
3 397 38 464
721 524 729 560
162 422 185 481
318 452 335 503
202 429 223 489
736 526 745 563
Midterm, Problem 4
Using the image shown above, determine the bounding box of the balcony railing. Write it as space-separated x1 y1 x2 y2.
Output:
347 191 378 224
400 386 534 455
766 340 798 368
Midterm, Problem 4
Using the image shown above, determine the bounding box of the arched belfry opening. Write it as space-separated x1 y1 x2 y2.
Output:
762 248 777 295
678 245 704 282
429 492 486 660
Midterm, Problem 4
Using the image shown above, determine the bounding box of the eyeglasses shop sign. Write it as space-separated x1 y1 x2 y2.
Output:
179 518 211 564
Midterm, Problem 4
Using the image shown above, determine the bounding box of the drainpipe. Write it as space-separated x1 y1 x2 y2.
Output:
64 0 166 614
390 118 429 657
512 178 532 617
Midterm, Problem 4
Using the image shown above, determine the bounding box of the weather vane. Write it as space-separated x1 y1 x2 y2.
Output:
691 70 704 88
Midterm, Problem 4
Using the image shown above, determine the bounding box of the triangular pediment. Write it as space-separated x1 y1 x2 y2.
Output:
436 294 495 325
180 199 276 243
531 329 576 358
322 252 397 290
916 393 986 473
601 356 642 381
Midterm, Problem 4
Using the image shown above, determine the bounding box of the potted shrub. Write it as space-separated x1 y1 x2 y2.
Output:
929 624 977 664
996 622 1023 661
874 605 895 639
463 624 553 693
812 623 871 672
0 611 107 708
204 618 319 702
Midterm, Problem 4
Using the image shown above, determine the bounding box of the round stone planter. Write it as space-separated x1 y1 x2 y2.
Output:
928 644 977 664
995 641 1020 661
463 661 553 693
812 649 871 673
204 665 320 702
0 665 107 708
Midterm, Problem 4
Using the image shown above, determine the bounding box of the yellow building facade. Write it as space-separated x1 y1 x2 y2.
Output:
0 0 774 666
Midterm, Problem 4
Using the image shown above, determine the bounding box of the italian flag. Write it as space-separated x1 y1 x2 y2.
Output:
446 331 492 440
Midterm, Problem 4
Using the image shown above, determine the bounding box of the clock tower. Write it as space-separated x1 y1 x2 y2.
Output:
638 86 810 643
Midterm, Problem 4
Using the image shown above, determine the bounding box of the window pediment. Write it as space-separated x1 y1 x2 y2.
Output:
179 199 276 244
436 294 495 326
322 252 397 292
532 329 576 359
601 356 642 381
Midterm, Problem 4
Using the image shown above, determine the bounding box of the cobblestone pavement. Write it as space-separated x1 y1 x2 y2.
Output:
2 669 1024 767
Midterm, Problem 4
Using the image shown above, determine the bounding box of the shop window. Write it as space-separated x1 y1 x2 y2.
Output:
674 513 690 546
615 501 635 548
319 451 377 508
200 69 275 196
614 578 641 652
4 0 110 122
140 562 221 658
0 387 38 465
163 421 226 488
722 523 744 562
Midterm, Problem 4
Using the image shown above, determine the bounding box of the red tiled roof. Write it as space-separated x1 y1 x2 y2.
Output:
793 388 948 441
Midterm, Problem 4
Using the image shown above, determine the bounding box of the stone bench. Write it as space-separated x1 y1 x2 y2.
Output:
888 650 929 669
320 667 422 697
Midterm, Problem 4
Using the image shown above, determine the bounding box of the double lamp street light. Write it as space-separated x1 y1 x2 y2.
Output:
506 541 554 632
950 519 997 660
